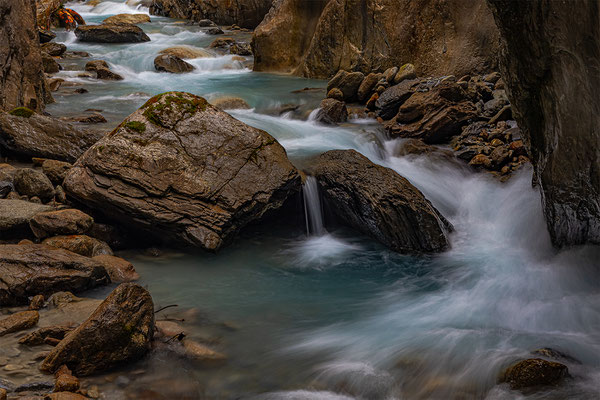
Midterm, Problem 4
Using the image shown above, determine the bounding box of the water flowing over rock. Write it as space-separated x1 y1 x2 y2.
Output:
0 112 103 163
74 24 150 43
102 13 150 25
0 243 110 306
487 0 600 246
64 92 301 251
149 0 273 29
252 0 499 78
0 0 52 111
501 358 569 390
311 150 452 253
40 283 154 376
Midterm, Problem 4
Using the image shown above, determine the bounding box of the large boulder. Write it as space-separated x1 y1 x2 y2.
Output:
64 92 301 251
41 283 154 376
0 112 103 163
0 199 55 238
154 54 195 73
386 82 478 144
149 0 273 29
311 150 451 253
487 0 600 246
102 13 151 25
0 0 52 112
252 0 499 78
74 24 150 43
29 209 94 239
0 243 110 306
326 70 364 102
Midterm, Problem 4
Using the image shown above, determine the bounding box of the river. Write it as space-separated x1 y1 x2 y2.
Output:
42 1 600 399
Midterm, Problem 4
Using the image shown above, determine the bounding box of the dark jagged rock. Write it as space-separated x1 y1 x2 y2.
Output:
0 243 110 306
41 283 154 376
311 149 452 253
74 24 150 43
487 0 600 246
64 92 301 251
500 358 569 390
0 112 103 163
375 79 418 120
0 0 53 111
149 0 273 29
252 0 498 78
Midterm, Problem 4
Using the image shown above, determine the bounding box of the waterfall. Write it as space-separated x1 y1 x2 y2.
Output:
303 176 325 236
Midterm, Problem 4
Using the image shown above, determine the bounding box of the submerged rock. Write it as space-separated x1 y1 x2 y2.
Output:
311 150 451 253
19 324 76 346
102 13 151 25
154 54 195 73
0 310 39 336
500 358 569 390
74 24 150 43
64 92 301 251
0 243 110 306
0 112 102 163
41 283 154 376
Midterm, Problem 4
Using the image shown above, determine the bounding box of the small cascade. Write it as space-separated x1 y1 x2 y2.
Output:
303 176 326 236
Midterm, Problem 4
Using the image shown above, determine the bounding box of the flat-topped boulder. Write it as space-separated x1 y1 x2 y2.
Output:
74 24 150 43
311 150 452 253
0 112 103 163
64 92 301 251
0 243 110 306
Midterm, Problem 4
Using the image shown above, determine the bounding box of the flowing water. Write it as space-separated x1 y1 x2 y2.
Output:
39 1 600 399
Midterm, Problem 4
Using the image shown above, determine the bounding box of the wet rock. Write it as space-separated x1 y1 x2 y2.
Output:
0 243 110 306
155 320 183 338
39 29 57 43
62 113 107 124
327 88 344 101
47 292 82 309
84 60 124 81
206 27 224 35
501 358 569 390
30 209 94 239
102 14 150 25
327 70 364 102
182 340 226 366
54 366 80 392
209 37 235 49
394 63 416 84
154 54 195 73
19 325 75 346
357 73 381 103
314 99 348 125
375 79 418 120
63 92 301 251
42 235 113 257
45 392 88 400
0 199 55 238
74 24 150 43
41 283 154 376
29 295 45 310
47 78 64 92
42 53 61 74
488 105 512 125
92 255 140 282
210 96 250 110
55 185 66 203
395 139 453 159
0 388 5 400
311 149 452 253
159 46 212 59
42 160 72 186
0 311 39 336
0 112 102 163
229 42 252 56
14 168 55 202
197 19 217 27
41 42 67 57
388 82 478 144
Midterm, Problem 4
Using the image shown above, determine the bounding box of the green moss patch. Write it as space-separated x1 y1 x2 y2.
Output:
142 92 208 128
124 121 146 133
9 107 34 118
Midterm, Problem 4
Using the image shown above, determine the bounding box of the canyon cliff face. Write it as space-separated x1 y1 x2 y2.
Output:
0 0 52 111
149 0 273 28
487 0 600 247
252 0 499 78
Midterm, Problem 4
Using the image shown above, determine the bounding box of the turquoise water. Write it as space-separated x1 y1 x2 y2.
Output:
44 2 600 399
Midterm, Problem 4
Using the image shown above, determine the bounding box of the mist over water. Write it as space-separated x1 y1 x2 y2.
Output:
44 2 600 399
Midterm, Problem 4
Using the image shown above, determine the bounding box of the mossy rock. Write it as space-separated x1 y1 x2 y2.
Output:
124 121 146 133
142 92 208 128
9 107 34 118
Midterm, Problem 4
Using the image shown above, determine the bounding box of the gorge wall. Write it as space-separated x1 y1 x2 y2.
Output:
149 0 273 29
487 0 600 247
0 0 52 111
252 0 500 79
